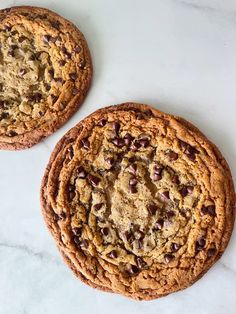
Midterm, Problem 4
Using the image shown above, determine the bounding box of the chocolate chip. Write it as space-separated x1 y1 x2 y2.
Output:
127 163 137 175
78 59 86 69
129 184 137 194
80 239 89 249
136 240 143 249
185 145 198 161
172 175 180 184
166 211 175 219
148 204 158 215
68 185 75 201
8 130 17 137
171 243 180 252
129 265 139 275
77 166 87 178
59 60 66 66
101 227 109 236
54 77 64 83
48 69 54 77
207 247 216 257
161 191 170 201
98 118 107 126
201 205 216 217
51 21 60 29
154 166 163 175
139 138 149 148
73 236 81 245
130 141 141 151
61 46 67 53
72 88 79 95
72 227 81 236
164 254 174 263
19 68 26 76
136 231 144 240
179 140 188 149
179 186 188 197
51 94 58 104
29 54 36 61
69 73 78 81
168 151 178 161
124 133 134 146
19 36 27 43
136 257 146 269
67 146 74 160
153 173 162 181
0 100 6 108
75 46 81 53
129 177 137 186
196 237 206 251
87 174 100 186
113 122 120 134
45 84 51 91
81 138 90 149
112 138 125 147
153 219 164 231
108 250 117 258
43 34 51 43
4 25 12 32
104 157 114 166
8 45 17 56
124 231 134 243
0 112 9 120
94 203 103 211
58 212 66 220
50 36 57 43
187 186 194 194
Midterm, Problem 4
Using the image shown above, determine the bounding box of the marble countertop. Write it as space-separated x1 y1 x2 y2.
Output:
1 0 236 313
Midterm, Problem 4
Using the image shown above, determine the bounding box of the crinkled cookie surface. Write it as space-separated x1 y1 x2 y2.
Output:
41 103 235 300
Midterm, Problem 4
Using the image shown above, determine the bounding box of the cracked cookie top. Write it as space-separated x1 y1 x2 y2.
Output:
41 103 235 300
0 6 92 150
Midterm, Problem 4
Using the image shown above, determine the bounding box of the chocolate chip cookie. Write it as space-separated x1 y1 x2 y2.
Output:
41 103 235 300
0 6 92 150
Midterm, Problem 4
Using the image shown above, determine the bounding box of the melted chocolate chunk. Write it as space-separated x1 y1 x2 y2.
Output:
164 254 174 263
201 205 216 217
196 237 206 251
153 219 164 230
136 257 147 269
112 138 125 147
87 174 100 186
108 250 117 259
81 138 90 149
101 227 109 236
167 151 178 161
161 191 170 201
77 166 87 178
148 204 159 215
172 175 180 184
98 118 107 126
94 203 103 211
171 243 180 252
124 133 134 146
113 122 120 134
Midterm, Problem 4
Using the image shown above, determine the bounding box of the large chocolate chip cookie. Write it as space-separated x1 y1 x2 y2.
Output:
0 6 92 150
41 103 235 300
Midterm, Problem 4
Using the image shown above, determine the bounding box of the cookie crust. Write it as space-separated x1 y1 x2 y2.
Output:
41 103 235 300
0 6 92 150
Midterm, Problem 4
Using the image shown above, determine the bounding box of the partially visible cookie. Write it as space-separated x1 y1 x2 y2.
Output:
41 103 235 300
0 6 92 150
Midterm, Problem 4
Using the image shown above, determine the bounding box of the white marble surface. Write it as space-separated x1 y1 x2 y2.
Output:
0 0 236 313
